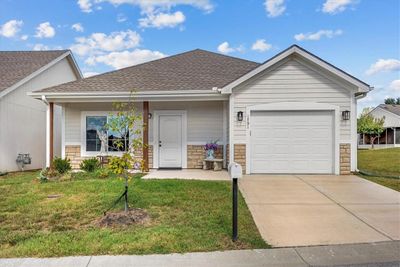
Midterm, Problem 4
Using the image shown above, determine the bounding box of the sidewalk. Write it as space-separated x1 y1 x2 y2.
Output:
1 241 399 267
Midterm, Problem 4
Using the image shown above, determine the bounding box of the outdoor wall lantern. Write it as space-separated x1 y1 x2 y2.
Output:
237 111 244 122
342 110 350 121
148 113 153 119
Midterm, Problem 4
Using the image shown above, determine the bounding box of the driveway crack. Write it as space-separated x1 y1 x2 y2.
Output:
293 175 394 241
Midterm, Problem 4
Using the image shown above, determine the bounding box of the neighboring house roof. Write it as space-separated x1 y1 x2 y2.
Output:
35 49 260 93
377 104 400 117
0 50 71 93
221 45 372 94
370 104 400 128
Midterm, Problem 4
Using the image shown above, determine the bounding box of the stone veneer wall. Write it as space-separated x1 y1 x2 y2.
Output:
187 145 224 169
233 144 246 173
340 143 351 175
65 145 83 169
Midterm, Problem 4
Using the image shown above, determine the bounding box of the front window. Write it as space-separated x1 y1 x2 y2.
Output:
86 115 129 152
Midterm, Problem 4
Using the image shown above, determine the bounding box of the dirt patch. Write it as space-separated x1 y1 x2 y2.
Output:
96 208 150 228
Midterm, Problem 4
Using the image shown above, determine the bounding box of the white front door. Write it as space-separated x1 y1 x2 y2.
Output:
158 115 182 168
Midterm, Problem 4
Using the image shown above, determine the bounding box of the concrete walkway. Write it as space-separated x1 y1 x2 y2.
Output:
142 169 230 180
1 241 399 267
240 175 400 247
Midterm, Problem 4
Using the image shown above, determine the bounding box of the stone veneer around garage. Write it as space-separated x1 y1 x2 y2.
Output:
340 143 351 175
233 144 246 173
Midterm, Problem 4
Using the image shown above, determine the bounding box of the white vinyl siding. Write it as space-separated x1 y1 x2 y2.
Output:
233 56 352 143
64 101 225 145
0 58 78 172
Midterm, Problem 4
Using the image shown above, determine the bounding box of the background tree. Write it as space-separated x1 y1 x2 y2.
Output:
357 108 385 149
105 95 144 212
384 98 400 104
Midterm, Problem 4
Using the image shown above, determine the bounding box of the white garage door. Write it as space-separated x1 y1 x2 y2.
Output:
250 110 334 174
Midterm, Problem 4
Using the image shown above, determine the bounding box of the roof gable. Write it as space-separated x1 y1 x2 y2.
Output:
35 49 260 94
0 50 67 92
221 45 371 94
375 104 400 117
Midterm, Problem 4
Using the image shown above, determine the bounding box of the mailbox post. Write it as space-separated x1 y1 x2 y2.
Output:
228 162 242 242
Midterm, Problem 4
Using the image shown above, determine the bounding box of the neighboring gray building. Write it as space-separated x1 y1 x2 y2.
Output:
0 50 81 172
358 104 400 148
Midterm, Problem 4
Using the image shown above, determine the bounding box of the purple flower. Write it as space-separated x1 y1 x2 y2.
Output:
204 142 218 151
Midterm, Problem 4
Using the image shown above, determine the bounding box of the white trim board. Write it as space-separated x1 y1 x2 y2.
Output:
244 102 340 175
152 110 187 169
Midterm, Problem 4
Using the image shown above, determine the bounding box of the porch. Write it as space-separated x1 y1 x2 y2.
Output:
46 99 229 171
358 127 400 149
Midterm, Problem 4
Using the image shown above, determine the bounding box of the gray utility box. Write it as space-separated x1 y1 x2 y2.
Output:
228 162 243 179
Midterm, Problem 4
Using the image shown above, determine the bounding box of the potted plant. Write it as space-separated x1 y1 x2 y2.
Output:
204 141 218 159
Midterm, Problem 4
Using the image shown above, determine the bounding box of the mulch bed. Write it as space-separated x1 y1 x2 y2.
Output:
96 208 150 228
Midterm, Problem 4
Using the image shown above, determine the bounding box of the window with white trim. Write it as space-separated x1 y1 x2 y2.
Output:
85 115 129 152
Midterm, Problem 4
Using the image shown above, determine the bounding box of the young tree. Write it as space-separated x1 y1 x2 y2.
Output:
357 108 385 149
106 96 144 212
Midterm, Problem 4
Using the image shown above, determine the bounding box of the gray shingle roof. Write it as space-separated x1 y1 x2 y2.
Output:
378 104 400 116
37 49 260 93
0 50 68 93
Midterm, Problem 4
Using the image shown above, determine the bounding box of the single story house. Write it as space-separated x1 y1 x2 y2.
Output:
0 50 81 172
29 45 371 175
358 104 400 148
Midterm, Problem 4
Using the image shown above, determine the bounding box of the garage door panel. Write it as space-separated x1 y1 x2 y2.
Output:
250 110 334 174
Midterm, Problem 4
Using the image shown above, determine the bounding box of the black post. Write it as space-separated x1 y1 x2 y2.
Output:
232 177 238 241
124 174 128 212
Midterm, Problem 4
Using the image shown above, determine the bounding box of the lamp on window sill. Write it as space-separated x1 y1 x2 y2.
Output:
237 111 243 122
342 110 350 121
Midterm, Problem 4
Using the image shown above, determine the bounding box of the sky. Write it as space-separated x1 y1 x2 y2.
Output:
0 0 399 112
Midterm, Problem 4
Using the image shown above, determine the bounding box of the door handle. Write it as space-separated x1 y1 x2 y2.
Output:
159 140 162 147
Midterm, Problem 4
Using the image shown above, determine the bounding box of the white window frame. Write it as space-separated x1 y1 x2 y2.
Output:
80 111 130 157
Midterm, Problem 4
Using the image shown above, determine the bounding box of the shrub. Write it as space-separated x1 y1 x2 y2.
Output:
39 167 60 182
94 167 111 179
80 158 100 172
52 157 72 174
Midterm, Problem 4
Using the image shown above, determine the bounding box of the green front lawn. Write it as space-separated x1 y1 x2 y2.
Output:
357 148 400 191
0 171 267 258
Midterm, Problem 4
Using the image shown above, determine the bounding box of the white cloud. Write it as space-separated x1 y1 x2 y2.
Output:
139 11 185 28
294 29 343 41
78 0 93 12
35 22 55 38
217 42 235 54
366 59 400 75
264 0 286 17
71 23 84 32
322 0 357 14
389 80 400 92
20 34 28 40
70 30 141 56
251 39 272 52
0 20 23 38
86 49 166 69
33 44 50 51
78 0 213 13
83 71 100 77
117 13 128 22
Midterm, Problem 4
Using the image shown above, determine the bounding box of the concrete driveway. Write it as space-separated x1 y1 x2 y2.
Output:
240 175 400 247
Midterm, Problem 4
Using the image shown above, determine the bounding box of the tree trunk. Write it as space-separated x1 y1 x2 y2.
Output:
371 136 377 149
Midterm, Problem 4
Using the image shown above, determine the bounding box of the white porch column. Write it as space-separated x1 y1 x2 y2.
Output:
45 104 50 167
229 94 234 165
